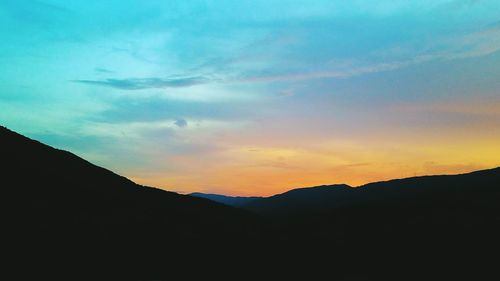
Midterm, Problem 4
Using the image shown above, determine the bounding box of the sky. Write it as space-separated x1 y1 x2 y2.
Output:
1 0 500 196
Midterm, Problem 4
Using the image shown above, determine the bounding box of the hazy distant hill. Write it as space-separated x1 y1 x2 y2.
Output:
190 192 263 207
241 184 354 214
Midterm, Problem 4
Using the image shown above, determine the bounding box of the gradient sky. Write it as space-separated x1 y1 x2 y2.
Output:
1 0 500 196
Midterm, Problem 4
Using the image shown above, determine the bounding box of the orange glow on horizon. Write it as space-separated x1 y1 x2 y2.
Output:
128 135 500 197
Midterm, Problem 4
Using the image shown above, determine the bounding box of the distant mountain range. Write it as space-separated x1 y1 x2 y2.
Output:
190 192 263 207
240 169 500 215
191 167 500 216
240 183 355 214
3 125 499 280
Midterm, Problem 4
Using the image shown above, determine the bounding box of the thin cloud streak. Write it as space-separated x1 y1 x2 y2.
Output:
238 27 500 84
74 76 210 90
73 25 500 90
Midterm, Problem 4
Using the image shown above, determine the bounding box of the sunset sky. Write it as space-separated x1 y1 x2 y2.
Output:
1 0 500 196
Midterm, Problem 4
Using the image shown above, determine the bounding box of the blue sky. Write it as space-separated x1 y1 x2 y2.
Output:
1 0 500 195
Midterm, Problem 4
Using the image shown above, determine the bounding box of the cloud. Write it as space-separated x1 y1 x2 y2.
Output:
238 61 408 83
444 0 483 10
74 76 209 90
235 24 500 84
394 100 500 117
174 119 188 128
94 67 114 74
422 161 486 175
486 20 500 30
0 0 73 30
94 96 250 124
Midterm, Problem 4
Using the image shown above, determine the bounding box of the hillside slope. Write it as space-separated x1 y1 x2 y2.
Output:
190 192 263 207
243 169 500 215
1 126 260 278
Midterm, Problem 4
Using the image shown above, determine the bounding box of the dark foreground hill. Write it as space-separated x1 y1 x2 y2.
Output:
3 125 500 280
190 192 263 207
0 126 262 279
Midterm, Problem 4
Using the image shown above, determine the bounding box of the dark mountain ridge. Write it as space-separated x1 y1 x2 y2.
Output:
236 168 500 215
1 126 261 278
3 125 500 280
251 167 500 280
189 192 263 207
241 184 355 214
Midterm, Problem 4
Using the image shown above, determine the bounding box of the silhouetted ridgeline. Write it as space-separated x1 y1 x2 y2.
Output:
190 192 263 207
0 126 261 279
238 167 500 279
240 169 500 215
2 125 500 280
191 166 500 278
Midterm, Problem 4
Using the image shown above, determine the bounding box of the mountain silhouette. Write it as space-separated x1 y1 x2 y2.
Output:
3 125 499 280
244 168 500 280
1 126 261 279
190 192 263 207
188 168 500 279
241 184 354 214
242 169 500 215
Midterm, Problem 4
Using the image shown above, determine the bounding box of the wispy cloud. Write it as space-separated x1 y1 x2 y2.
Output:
94 67 114 74
238 61 409 83
237 24 500 84
74 76 209 90
1 0 72 27
394 100 500 117
94 96 250 124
